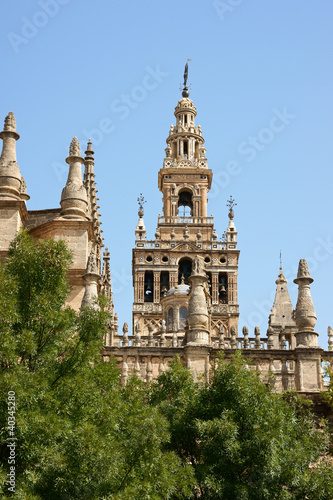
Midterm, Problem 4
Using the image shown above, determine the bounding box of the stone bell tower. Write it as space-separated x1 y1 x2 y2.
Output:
132 64 240 340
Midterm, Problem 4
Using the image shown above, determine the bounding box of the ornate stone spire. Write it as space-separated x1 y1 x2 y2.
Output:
293 259 318 348
83 139 103 269
100 247 114 317
268 265 296 344
293 259 316 331
81 248 100 310
0 112 24 199
60 137 88 219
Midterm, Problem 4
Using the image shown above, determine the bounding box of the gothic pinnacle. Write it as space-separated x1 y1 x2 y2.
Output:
293 259 316 332
0 111 23 199
60 136 88 219
85 139 95 162
81 248 100 310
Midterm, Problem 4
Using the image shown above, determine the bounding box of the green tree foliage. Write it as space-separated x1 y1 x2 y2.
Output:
149 354 333 500
0 232 194 499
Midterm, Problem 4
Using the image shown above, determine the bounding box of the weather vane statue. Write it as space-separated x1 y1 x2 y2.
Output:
227 195 237 220
137 193 146 217
183 62 188 87
181 58 192 98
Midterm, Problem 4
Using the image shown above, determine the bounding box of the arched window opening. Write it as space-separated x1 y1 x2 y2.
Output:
160 271 169 297
167 307 174 331
218 272 228 304
178 258 192 284
177 190 193 217
144 271 154 302
183 140 188 158
179 306 188 330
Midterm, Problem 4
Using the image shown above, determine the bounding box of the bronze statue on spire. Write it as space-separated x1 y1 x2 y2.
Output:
182 61 190 98
183 62 188 87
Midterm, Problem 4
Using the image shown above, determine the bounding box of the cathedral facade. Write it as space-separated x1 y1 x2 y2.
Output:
0 75 332 392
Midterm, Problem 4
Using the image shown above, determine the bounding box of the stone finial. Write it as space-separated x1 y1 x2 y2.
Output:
81 249 100 310
135 322 141 347
296 259 312 281
84 139 95 166
122 323 129 347
254 326 261 349
293 259 316 332
69 136 81 157
183 226 189 240
170 227 176 240
230 325 237 349
196 229 202 241
243 325 249 349
267 326 274 349
85 139 94 154
328 326 333 351
4 112 16 132
60 136 88 219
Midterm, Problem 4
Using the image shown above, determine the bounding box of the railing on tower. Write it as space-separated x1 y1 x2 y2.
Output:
158 215 214 225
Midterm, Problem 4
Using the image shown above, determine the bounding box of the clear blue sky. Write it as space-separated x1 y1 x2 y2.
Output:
1 0 333 348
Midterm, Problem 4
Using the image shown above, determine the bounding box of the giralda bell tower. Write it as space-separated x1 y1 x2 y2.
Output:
132 64 239 342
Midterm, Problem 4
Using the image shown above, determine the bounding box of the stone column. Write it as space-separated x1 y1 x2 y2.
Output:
186 256 210 346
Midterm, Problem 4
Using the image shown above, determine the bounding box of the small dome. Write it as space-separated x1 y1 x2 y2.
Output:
165 283 190 297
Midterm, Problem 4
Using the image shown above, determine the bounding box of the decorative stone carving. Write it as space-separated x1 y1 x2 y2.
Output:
60 136 88 219
122 323 129 347
81 249 100 310
254 326 261 349
230 326 237 349
267 326 274 349
294 259 316 331
69 136 81 157
243 326 249 349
